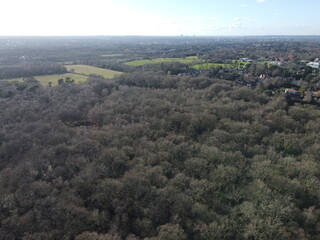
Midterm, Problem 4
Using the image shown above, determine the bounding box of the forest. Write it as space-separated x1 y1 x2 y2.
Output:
1 36 320 239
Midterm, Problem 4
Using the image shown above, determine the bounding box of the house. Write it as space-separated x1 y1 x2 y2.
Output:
259 74 266 79
312 91 320 98
285 88 302 99
269 60 287 67
256 74 266 83
306 58 320 69
306 62 320 69
239 57 253 62
285 88 299 94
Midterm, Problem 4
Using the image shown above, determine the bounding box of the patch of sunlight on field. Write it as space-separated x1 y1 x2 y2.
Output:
124 56 199 66
191 63 233 70
191 60 268 70
65 65 122 78
6 73 88 86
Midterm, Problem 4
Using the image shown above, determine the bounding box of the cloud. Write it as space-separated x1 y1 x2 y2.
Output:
244 17 255 23
256 0 266 3
232 17 254 23
230 22 243 28
232 17 242 21
241 4 247 8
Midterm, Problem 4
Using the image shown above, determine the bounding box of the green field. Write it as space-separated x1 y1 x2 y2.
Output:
7 73 89 86
124 56 199 66
65 65 122 79
232 60 253 68
5 65 123 86
191 63 233 70
191 61 251 70
191 60 268 70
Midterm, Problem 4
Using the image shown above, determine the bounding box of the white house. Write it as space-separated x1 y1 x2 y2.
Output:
306 62 320 69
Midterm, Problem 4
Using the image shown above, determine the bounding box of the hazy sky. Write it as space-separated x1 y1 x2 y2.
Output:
1 0 320 36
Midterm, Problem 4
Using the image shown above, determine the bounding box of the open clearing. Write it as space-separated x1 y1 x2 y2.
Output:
7 73 88 86
191 61 251 70
65 65 122 78
5 65 122 86
191 63 233 70
124 56 199 66
191 61 268 70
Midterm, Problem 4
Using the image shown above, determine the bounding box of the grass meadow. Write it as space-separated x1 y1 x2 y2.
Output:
5 65 123 86
65 65 122 79
124 56 199 66
7 73 88 86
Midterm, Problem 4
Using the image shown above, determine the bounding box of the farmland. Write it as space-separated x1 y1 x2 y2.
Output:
124 56 199 66
65 65 122 78
7 73 88 86
4 65 123 86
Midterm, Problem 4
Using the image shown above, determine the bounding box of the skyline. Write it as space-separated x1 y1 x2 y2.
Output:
1 0 320 36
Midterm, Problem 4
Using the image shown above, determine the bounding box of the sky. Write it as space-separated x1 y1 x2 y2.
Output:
0 0 320 36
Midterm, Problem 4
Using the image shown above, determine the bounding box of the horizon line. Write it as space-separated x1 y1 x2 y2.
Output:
1 34 320 38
